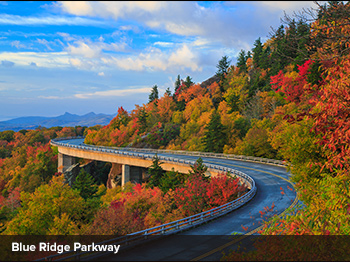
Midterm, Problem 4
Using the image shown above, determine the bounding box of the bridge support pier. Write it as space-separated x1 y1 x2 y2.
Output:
122 164 130 187
122 164 143 187
58 153 77 173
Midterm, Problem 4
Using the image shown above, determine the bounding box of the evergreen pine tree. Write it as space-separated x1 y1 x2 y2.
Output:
216 55 231 93
158 168 187 193
165 87 172 96
294 19 311 66
252 38 264 68
174 74 181 94
216 55 231 79
189 157 208 180
184 76 193 89
147 154 165 188
72 169 98 200
149 85 159 103
202 110 226 153
270 25 287 75
137 107 148 134
237 49 248 73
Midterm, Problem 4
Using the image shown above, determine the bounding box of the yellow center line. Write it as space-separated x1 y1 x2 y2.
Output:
190 161 299 261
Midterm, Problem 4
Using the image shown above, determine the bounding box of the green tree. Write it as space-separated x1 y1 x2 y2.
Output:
251 37 271 71
237 50 248 73
72 169 98 200
189 157 208 179
0 131 15 142
216 56 231 93
202 110 227 153
235 118 277 159
136 107 148 134
252 38 264 68
269 25 287 75
174 74 181 94
149 85 159 103
158 168 188 193
184 76 193 89
216 55 231 79
147 154 165 188
165 87 172 96
234 117 251 139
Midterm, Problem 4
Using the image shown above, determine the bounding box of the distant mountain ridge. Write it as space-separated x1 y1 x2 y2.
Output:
0 112 116 132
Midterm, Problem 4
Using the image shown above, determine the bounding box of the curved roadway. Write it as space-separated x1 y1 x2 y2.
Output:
55 138 298 261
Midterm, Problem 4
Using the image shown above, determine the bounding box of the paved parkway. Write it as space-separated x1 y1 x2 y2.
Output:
53 138 297 261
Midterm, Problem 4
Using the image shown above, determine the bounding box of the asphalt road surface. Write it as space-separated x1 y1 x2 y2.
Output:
100 158 297 261
55 138 298 261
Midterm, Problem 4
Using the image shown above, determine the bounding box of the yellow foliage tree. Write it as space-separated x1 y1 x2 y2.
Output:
4 175 85 235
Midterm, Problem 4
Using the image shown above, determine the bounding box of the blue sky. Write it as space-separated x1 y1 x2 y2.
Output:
0 1 322 120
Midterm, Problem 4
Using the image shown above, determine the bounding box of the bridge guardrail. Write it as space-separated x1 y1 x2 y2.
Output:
40 137 260 261
50 136 287 167
50 137 255 189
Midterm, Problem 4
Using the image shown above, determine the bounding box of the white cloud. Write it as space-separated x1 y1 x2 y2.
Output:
68 57 99 70
69 58 84 68
67 41 101 59
3 2 321 74
102 42 128 53
64 39 129 70
66 38 128 59
56 1 323 52
56 1 165 19
36 39 54 51
75 87 152 99
11 40 29 49
153 42 174 47
163 21 205 36
0 14 106 26
0 52 70 68
255 1 325 13
101 44 202 72
38 95 65 100
2 36 214 73
118 25 140 33
55 1 93 16
57 32 76 42
107 55 166 71
192 38 211 47
168 44 201 71
4 38 200 73
57 1 206 36
51 1 223 52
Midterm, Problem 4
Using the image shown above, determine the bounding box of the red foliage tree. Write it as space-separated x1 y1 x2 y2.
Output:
172 173 209 216
206 173 247 207
309 56 350 172
270 60 313 104
177 83 207 104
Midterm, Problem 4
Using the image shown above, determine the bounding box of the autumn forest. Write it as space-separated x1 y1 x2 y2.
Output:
0 1 350 260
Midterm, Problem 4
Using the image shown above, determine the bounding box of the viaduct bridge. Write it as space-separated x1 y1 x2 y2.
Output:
53 137 258 187
49 137 298 261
